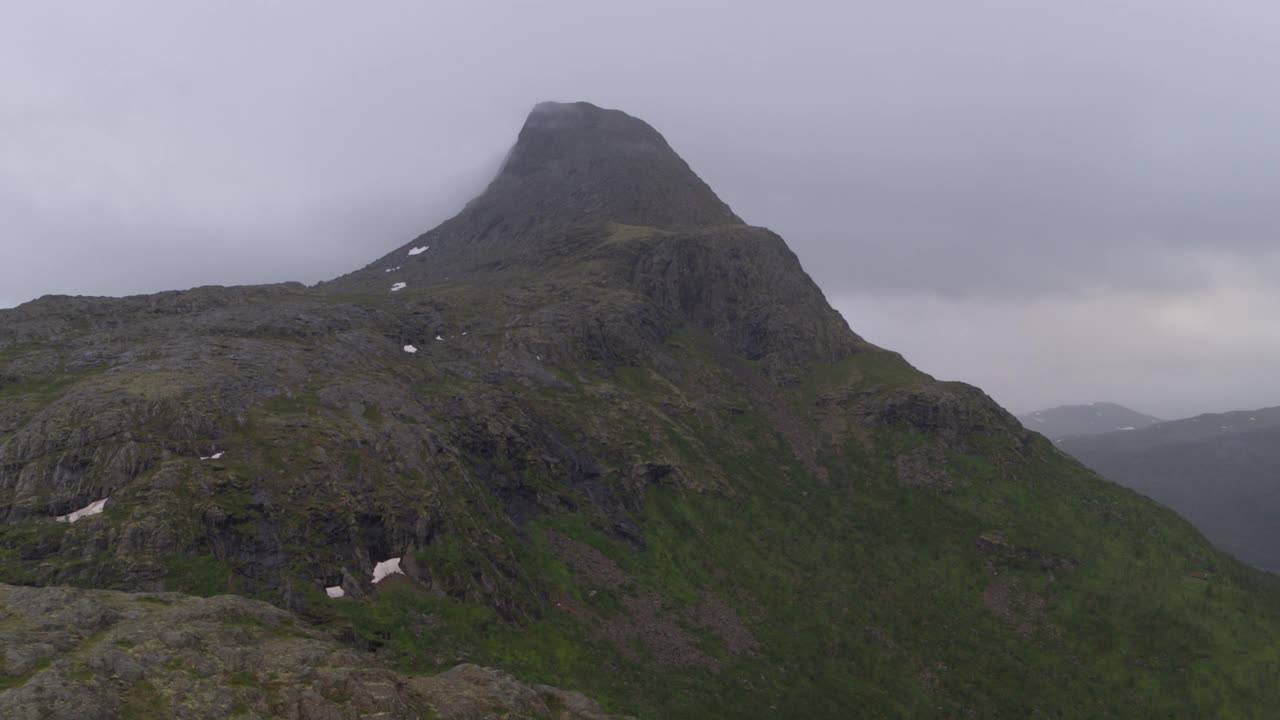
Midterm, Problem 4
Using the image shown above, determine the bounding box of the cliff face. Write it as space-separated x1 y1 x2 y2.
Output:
3 102 1280 718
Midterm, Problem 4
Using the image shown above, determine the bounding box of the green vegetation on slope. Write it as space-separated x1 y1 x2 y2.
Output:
295 331 1280 719
5 285 1280 718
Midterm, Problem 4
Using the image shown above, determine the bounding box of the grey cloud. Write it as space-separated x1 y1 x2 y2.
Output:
833 282 1280 420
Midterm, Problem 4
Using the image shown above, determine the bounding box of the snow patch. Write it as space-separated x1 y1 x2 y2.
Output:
1117 426 1136 431
384 266 402 273
403 344 418 354
325 586 346 599
372 558 403 584
390 282 407 292
435 335 444 341
408 246 429 256
200 452 224 460
58 498 108 524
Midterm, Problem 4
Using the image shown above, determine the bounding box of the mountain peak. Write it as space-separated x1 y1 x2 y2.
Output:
329 101 743 288
501 101 671 178
489 100 741 228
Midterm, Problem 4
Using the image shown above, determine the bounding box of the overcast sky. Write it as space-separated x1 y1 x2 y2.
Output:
5 1 1280 418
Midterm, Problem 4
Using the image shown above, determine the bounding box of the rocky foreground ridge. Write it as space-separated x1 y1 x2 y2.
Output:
4 102 1280 718
0 581 616 719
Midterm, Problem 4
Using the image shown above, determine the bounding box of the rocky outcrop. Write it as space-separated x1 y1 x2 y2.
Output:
608 225 863 379
0 283 312 348
975 533 1079 573
850 381 1029 448
0 583 617 720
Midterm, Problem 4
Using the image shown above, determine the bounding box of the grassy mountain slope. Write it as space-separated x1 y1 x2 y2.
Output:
4 102 1280 718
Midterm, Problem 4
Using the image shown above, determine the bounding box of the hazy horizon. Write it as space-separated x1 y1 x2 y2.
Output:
7 2 1280 420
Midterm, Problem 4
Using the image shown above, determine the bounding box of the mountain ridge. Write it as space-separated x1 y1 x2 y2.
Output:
1017 401 1162 440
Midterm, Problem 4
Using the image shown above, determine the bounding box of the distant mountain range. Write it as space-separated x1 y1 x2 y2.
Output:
1017 402 1162 440
1059 405 1280 571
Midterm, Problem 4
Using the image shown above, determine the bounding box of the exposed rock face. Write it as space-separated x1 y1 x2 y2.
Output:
497 101 741 230
0 583 616 720
852 382 1025 447
612 225 861 374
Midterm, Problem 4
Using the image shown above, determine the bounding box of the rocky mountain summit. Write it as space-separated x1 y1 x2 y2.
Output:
5 102 1280 717
328 100 744 292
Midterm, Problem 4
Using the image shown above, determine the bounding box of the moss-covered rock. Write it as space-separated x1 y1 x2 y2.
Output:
0 583 618 719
